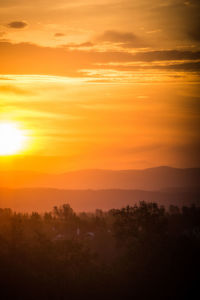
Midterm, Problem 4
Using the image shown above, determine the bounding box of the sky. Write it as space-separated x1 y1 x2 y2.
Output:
0 0 200 172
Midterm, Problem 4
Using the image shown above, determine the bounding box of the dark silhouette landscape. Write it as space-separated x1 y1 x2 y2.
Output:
0 201 199 299
1 167 199 299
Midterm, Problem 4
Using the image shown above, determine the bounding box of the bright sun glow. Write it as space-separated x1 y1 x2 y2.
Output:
0 122 27 156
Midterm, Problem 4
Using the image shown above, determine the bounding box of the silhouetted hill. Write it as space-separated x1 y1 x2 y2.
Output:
0 166 199 190
0 188 199 212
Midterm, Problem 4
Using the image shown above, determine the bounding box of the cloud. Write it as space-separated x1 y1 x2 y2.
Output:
63 41 94 48
7 21 28 29
54 33 65 37
0 41 200 77
162 61 200 71
132 50 200 62
95 61 200 73
98 30 137 43
188 25 200 42
97 30 144 48
0 76 14 80
0 85 32 94
77 41 94 47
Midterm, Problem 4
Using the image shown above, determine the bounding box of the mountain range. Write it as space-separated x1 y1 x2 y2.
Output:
0 166 199 190
0 166 199 212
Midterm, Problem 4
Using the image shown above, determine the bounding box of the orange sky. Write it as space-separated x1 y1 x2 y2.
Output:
0 0 200 172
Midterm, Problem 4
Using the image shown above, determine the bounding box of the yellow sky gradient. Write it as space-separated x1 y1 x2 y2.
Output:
0 0 200 171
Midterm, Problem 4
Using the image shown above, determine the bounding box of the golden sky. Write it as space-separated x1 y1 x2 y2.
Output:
0 0 200 171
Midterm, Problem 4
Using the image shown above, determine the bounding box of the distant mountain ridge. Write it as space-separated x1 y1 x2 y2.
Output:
0 166 199 190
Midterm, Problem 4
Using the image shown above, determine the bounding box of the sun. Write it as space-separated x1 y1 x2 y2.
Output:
0 122 27 156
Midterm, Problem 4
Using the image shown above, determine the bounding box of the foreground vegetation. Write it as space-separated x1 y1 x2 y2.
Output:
0 202 200 299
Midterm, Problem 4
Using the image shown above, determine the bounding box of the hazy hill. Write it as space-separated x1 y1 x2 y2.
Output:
0 166 199 190
0 188 199 212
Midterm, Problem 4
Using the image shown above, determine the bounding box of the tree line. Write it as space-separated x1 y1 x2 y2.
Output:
0 201 199 299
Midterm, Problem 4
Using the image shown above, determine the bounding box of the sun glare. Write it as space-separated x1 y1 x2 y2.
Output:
0 122 27 156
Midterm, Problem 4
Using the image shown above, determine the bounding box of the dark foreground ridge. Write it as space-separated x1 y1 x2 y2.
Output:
0 201 199 299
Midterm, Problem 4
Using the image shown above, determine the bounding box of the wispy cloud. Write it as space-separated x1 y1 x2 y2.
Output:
54 32 65 37
7 21 28 29
0 41 200 78
0 84 32 94
96 30 145 48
